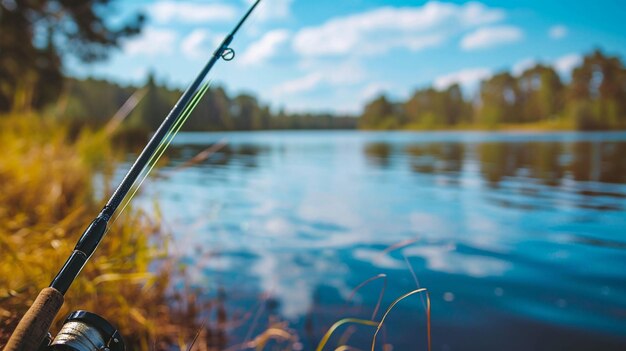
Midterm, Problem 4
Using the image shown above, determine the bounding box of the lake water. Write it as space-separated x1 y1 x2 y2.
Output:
131 131 626 350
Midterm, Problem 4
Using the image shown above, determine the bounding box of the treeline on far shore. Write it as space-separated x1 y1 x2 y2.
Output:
56 75 357 133
360 50 626 131
25 49 626 133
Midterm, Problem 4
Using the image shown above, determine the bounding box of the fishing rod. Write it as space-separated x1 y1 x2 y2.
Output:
5 1 261 350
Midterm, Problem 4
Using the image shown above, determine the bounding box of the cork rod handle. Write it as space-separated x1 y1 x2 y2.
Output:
4 287 64 351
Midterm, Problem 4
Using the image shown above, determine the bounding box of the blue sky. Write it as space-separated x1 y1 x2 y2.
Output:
67 0 626 114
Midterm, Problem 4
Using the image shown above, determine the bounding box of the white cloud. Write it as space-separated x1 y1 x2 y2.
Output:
130 67 149 82
434 67 492 90
272 61 366 96
510 53 582 78
244 0 293 21
124 28 177 56
293 2 505 57
273 73 324 95
239 29 290 65
360 82 393 101
549 25 568 40
512 58 537 76
460 25 523 50
150 1 237 23
181 30 223 59
554 53 582 75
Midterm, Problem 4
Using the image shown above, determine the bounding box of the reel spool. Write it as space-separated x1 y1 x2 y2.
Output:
49 311 124 351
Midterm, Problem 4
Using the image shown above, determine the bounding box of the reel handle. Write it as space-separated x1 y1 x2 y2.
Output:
5 287 64 351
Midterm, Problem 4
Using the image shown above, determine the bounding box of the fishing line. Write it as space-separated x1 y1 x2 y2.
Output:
111 81 211 224
111 81 212 224
5 3 261 348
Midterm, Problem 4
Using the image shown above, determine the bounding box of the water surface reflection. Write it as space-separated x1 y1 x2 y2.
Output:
129 131 626 350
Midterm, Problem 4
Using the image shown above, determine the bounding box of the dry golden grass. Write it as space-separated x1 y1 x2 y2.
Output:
0 114 222 349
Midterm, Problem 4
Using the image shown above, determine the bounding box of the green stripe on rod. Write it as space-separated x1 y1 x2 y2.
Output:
112 82 212 223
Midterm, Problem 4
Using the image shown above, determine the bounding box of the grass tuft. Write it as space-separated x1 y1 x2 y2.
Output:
316 288 431 351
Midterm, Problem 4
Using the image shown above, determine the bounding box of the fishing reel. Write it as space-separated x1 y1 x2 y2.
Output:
40 311 124 351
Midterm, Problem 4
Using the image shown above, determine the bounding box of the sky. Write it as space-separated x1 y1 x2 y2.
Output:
67 0 626 115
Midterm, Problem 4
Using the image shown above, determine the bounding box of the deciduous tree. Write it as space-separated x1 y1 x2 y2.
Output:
0 0 144 112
